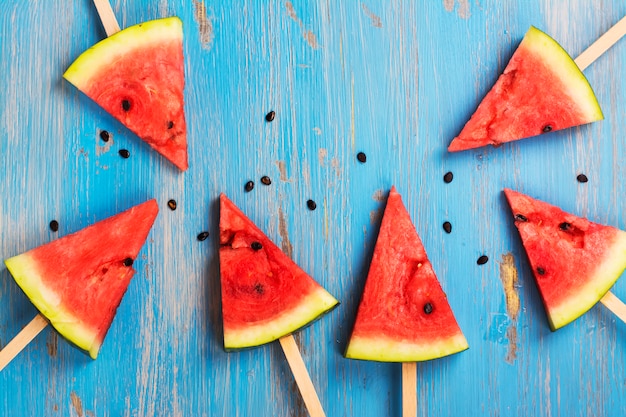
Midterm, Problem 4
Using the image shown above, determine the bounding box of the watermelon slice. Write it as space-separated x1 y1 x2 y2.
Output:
219 194 339 350
64 17 188 171
504 189 626 330
448 26 603 152
345 187 468 362
4 200 159 358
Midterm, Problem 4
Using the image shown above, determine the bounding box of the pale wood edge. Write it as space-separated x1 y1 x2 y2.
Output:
575 15 626 71
402 362 417 417
278 334 326 417
600 291 626 324
0 314 48 372
93 0 121 37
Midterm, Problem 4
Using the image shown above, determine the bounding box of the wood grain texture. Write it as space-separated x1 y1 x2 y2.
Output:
1 1 625 416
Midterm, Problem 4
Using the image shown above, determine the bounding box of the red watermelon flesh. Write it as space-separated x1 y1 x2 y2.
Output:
63 17 188 171
219 194 339 350
4 200 159 358
448 26 603 152
504 189 626 330
345 187 468 362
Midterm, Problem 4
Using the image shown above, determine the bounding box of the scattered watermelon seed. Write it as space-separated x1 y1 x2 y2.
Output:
542 125 553 133
514 214 528 222
260 176 272 186
254 283 265 294
442 221 452 234
167 199 177 211
537 267 546 275
167 121 174 129
251 241 263 251
49 220 59 232
577 174 588 183
265 111 275 122
307 200 317 211
197 231 210 241
357 152 367 163
559 222 571 231
99 130 110 142
122 99 131 111
244 181 255 192
119 149 130 158
443 172 454 183
123 258 134 267
477 255 489 265
423 303 433 314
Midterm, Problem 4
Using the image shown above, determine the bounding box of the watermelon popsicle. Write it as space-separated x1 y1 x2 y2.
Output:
345 187 468 417
0 200 159 370
63 0 189 170
218 194 339 417
448 16 626 152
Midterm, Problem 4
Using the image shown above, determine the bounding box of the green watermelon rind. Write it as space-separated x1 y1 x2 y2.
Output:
345 333 469 363
547 230 626 330
524 26 603 122
224 286 339 350
63 17 183 88
4 253 100 357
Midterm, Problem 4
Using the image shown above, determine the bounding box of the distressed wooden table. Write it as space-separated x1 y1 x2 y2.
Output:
1 1 625 416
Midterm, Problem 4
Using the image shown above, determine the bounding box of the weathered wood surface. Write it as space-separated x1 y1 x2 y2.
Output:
1 1 625 416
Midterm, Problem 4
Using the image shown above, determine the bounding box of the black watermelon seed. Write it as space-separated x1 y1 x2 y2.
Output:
442 221 452 234
251 241 263 251
537 267 546 275
49 220 59 232
514 213 528 222
197 231 210 241
167 121 174 129
99 130 110 142
254 283 265 294
577 174 588 183
260 176 272 186
542 125 553 133
443 171 454 183
307 199 317 211
265 111 275 122
122 99 131 111
559 222 571 231
244 181 255 192
423 303 433 314
357 152 367 163
119 149 130 158
123 258 134 267
167 199 177 211
477 255 489 265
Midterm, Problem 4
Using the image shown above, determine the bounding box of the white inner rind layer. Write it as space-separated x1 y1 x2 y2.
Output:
525 26 604 121
345 333 469 363
63 17 183 88
548 229 626 330
4 253 101 358
224 287 339 350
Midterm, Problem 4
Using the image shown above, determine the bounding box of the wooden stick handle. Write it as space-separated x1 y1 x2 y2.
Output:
402 362 417 417
600 291 626 324
93 0 121 37
575 15 626 71
0 314 48 372
279 334 326 417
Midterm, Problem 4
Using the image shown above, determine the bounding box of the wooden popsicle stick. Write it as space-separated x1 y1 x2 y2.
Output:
402 362 417 417
278 334 326 417
93 0 121 37
575 15 626 71
600 291 626 324
0 314 48 372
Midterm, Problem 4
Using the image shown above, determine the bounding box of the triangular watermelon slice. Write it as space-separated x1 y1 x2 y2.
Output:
345 187 468 362
219 194 339 350
64 17 188 171
504 189 626 330
4 200 159 358
448 26 603 152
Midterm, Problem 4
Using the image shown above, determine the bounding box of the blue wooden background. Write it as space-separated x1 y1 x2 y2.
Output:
1 1 625 416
